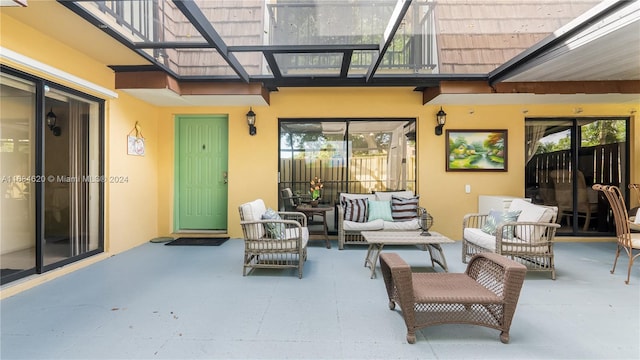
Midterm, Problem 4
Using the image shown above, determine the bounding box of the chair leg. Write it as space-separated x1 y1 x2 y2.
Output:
582 210 592 231
625 253 633 285
500 331 510 344
611 245 621 275
406 330 416 344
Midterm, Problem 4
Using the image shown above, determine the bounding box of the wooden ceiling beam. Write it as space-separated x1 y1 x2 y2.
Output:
423 80 640 104
114 71 270 104
494 80 640 94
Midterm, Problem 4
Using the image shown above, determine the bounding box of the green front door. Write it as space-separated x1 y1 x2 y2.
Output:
175 115 228 230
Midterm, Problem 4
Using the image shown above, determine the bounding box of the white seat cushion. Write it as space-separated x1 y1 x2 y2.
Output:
239 199 267 239
630 233 640 249
343 219 384 231
382 218 421 230
508 199 557 241
465 228 550 253
464 228 497 251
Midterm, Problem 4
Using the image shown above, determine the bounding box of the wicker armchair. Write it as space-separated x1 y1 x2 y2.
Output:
380 252 527 344
592 184 640 284
238 199 309 278
462 199 560 279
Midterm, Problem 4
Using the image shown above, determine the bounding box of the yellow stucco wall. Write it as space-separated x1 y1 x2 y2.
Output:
1 10 639 296
156 95 639 240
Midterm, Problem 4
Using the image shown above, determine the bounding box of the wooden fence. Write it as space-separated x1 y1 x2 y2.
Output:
279 155 416 207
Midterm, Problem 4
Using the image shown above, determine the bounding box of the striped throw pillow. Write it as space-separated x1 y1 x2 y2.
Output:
344 198 368 223
391 195 420 221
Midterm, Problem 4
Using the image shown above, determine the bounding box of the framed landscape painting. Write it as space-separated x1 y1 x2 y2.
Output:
446 130 507 171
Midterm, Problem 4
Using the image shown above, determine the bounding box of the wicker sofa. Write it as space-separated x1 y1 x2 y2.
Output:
337 191 422 250
462 198 560 279
380 252 527 344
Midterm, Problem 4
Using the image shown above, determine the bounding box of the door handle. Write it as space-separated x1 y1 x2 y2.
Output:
223 171 228 184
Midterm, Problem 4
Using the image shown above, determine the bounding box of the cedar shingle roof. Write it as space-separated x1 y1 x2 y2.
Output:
435 0 601 73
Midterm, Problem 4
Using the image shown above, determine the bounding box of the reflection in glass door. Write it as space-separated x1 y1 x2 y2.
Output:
43 88 102 268
0 73 36 282
525 118 628 235
278 119 417 233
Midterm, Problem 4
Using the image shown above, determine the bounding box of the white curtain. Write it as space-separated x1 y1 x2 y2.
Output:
525 124 547 163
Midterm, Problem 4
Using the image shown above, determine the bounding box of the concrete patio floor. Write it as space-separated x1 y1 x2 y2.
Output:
1 239 638 359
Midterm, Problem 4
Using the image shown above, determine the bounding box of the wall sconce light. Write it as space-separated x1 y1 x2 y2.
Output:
435 107 446 136
46 108 61 136
246 107 256 136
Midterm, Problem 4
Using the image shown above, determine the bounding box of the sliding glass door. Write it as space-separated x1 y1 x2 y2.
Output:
525 117 629 236
278 119 417 232
0 67 104 285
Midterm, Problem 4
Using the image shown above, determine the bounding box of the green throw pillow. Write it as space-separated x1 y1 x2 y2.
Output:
481 209 521 238
367 200 394 222
262 208 285 239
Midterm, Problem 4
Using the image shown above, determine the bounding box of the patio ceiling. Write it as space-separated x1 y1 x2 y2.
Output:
3 0 639 106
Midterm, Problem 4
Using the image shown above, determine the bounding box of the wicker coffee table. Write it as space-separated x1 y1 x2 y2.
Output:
361 231 454 279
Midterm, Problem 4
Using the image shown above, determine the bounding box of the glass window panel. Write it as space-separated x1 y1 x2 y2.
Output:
43 87 102 266
580 119 627 147
279 119 416 220
0 72 36 282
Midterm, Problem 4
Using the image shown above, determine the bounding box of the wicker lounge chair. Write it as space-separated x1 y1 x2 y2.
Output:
462 199 560 279
592 184 640 284
380 252 527 344
238 199 309 278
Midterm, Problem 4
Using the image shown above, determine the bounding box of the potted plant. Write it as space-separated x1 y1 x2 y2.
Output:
309 177 323 206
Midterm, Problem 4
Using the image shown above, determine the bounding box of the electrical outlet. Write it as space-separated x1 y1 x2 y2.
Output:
465 184 471 193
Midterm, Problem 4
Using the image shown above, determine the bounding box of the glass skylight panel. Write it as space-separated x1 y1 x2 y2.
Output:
69 0 606 80
429 0 601 74
348 51 377 75
163 48 239 77
235 0 393 46
234 52 273 76
274 53 343 76
76 1 206 45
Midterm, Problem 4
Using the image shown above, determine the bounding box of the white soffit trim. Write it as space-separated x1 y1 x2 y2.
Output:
0 46 118 99
120 88 269 107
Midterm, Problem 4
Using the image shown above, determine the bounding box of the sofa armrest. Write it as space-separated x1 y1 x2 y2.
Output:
466 252 526 314
494 221 561 244
240 218 306 242
379 252 414 310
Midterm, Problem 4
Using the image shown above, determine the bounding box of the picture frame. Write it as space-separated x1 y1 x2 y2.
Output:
127 135 145 156
446 130 507 171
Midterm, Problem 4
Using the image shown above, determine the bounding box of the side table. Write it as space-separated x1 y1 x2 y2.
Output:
296 205 332 249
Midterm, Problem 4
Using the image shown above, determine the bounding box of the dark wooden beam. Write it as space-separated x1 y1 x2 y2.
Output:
494 81 640 94
422 80 640 103
114 71 270 104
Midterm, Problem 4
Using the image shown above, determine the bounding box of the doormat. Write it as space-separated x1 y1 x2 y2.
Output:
164 237 229 246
